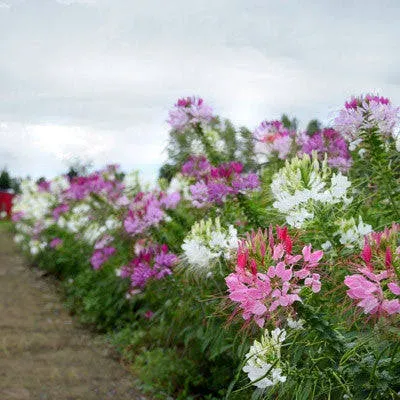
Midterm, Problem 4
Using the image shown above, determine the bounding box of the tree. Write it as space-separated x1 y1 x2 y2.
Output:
65 157 93 180
306 119 322 135
281 114 298 130
0 168 11 190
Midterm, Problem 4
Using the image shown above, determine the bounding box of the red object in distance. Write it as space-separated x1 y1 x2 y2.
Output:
0 191 14 218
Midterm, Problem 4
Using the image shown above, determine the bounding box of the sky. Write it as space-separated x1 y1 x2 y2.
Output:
0 0 399 182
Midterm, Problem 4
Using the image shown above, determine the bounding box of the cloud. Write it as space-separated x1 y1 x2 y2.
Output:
0 0 399 178
55 0 96 5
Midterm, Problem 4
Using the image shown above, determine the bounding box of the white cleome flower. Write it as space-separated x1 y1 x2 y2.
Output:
14 234 24 244
182 217 238 274
393 128 400 151
271 153 352 228
287 317 305 330
335 216 372 248
181 239 217 269
243 328 287 389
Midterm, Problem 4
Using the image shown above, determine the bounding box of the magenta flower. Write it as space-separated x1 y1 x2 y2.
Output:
188 160 260 208
144 310 154 319
37 180 51 192
63 172 124 203
94 234 114 250
123 191 180 236
300 128 352 172
90 246 116 270
181 156 212 180
334 94 400 144
167 96 214 132
344 223 400 318
225 227 323 328
53 203 69 221
118 244 178 294
49 238 63 249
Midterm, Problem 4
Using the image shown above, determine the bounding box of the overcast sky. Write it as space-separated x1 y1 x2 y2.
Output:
0 0 399 181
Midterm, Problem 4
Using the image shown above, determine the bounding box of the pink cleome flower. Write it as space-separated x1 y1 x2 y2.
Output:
253 120 295 160
167 96 214 132
123 191 181 236
334 94 399 143
63 171 125 204
49 237 63 249
344 223 400 317
225 226 323 328
90 246 116 270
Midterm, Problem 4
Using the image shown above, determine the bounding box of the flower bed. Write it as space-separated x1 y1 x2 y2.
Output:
12 95 400 399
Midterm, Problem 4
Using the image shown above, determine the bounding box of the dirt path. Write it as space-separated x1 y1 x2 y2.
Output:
0 227 147 400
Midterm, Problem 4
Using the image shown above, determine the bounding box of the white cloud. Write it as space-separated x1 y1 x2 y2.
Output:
0 0 399 179
55 0 96 5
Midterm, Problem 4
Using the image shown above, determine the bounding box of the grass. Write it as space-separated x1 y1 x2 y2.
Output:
0 220 12 232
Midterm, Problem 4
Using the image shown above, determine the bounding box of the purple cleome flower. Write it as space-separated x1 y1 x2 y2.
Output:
118 244 178 294
167 96 214 132
334 94 400 144
124 191 181 236
301 128 352 172
184 159 260 208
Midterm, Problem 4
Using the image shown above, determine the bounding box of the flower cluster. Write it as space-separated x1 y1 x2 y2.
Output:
334 216 372 248
344 224 400 317
124 190 180 236
189 161 259 207
10 94 400 399
90 235 116 270
181 155 212 180
226 227 323 327
253 120 294 162
63 170 124 203
300 128 352 172
243 327 287 389
49 237 63 249
271 153 352 228
167 96 214 132
13 180 54 222
181 217 238 274
117 244 178 295
334 94 400 146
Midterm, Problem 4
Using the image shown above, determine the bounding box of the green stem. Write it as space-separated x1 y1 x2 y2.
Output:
361 127 400 220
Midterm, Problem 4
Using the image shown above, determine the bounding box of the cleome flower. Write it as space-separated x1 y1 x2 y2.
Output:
300 128 352 172
117 243 178 295
181 217 239 274
181 155 212 180
225 227 323 328
123 190 180 236
90 234 116 270
243 327 287 389
271 153 352 228
344 223 400 317
188 160 259 208
334 216 372 248
253 120 294 162
167 96 214 133
334 94 400 147
49 237 63 249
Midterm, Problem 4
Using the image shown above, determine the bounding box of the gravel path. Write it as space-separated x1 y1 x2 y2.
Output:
0 226 147 400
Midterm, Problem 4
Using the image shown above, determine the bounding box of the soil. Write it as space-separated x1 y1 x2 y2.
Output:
0 225 148 400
